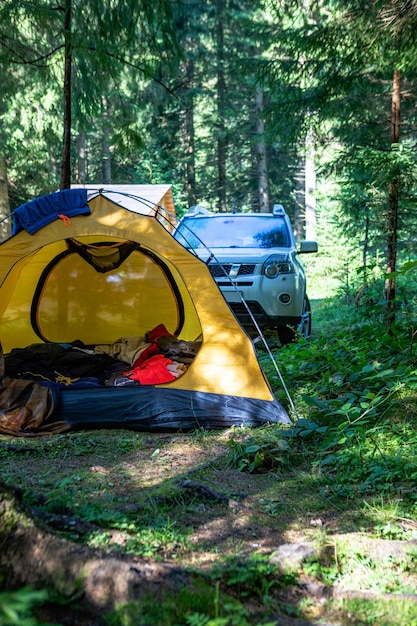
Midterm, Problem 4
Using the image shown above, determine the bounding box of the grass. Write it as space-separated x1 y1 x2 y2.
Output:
3 281 417 624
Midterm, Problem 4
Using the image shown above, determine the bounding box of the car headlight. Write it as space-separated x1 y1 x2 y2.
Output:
263 255 294 278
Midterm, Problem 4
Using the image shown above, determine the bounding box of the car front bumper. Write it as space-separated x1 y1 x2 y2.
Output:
225 300 303 330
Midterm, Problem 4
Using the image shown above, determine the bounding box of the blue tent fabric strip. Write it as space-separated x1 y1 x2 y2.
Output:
12 189 91 235
57 386 291 431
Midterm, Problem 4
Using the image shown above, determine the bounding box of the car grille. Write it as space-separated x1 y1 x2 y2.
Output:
208 263 256 278
217 281 253 287
229 301 266 316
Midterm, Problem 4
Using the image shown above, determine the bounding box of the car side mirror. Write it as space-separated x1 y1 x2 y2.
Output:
298 241 318 253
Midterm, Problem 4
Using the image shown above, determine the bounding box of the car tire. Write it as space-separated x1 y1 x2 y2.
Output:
277 295 312 345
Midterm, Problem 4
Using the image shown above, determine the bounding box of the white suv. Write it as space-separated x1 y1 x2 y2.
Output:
174 205 318 344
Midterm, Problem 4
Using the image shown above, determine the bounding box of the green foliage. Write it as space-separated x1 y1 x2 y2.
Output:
226 430 288 473
335 597 417 626
104 583 262 626
42 491 193 558
258 293 417 505
0 588 55 626
301 539 417 600
209 553 297 602
302 557 339 585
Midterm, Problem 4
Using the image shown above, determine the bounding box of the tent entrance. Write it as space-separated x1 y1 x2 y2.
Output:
29 237 189 346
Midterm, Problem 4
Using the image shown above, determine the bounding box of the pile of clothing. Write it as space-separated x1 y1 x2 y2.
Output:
4 324 202 388
98 324 201 386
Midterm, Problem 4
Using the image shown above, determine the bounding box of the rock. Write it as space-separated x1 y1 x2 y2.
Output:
269 542 319 572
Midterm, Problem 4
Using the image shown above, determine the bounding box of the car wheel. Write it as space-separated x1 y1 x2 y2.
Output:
298 294 312 339
277 295 312 345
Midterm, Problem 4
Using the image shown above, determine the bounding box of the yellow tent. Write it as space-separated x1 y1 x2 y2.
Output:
0 187 289 434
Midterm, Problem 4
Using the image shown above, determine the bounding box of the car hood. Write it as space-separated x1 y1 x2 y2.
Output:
192 247 293 263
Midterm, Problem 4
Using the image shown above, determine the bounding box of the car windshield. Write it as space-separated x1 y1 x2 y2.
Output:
175 216 290 249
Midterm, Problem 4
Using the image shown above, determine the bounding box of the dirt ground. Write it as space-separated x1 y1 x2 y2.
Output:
2 429 417 626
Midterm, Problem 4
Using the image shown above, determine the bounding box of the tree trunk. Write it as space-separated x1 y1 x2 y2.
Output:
385 69 401 331
59 0 72 190
0 481 193 616
305 127 316 240
184 57 197 207
102 94 112 184
362 209 370 286
294 152 305 241
255 86 269 212
76 132 87 184
0 155 10 240
216 0 227 212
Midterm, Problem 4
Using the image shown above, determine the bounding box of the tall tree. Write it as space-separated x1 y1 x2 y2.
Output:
60 0 72 190
255 86 270 212
75 132 87 183
101 94 112 184
304 126 316 240
262 0 417 318
385 68 401 328
184 57 197 207
216 0 227 212
0 0 181 203
0 156 10 239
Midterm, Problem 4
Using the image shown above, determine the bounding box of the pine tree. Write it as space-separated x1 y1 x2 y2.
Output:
261 0 417 321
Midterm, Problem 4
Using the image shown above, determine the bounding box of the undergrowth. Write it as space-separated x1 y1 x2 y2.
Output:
256 288 417 525
3 282 417 625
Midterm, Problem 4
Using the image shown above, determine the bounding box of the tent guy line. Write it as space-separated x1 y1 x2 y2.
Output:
168 208 299 422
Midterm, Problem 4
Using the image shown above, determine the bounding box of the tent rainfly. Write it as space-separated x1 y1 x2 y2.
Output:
0 186 290 436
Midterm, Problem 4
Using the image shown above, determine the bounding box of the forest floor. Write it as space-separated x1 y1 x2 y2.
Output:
2 426 417 626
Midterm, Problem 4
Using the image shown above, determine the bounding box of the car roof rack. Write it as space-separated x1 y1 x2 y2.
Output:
272 204 286 216
186 205 212 217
